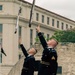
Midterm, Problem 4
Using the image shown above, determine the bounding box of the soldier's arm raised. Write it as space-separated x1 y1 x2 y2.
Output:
36 25 47 49
19 38 28 57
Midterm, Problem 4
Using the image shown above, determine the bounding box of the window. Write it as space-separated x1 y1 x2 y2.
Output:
36 13 39 21
0 5 2 10
19 54 21 60
0 52 2 63
57 21 59 28
61 22 64 30
70 26 72 29
30 29 33 46
66 24 68 29
18 26 22 48
47 34 50 41
0 24 2 33
0 24 2 40
52 19 54 26
42 32 44 36
47 17 50 25
19 26 22 38
36 31 38 38
0 24 2 63
57 66 62 74
42 15 44 23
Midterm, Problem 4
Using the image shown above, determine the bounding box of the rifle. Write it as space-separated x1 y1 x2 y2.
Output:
14 3 22 34
29 0 36 27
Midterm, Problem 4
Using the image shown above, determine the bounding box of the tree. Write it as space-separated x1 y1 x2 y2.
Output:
50 28 75 43
35 35 50 43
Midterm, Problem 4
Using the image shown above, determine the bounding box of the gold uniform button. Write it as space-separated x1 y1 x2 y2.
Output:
45 55 47 56
51 56 55 60
46 66 48 67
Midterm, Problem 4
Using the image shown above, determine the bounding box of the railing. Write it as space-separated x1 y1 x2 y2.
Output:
8 56 24 75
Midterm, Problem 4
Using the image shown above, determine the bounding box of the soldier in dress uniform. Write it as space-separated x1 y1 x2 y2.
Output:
19 39 37 75
36 25 58 75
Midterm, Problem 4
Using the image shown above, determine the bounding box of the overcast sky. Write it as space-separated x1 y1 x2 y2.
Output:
24 0 75 21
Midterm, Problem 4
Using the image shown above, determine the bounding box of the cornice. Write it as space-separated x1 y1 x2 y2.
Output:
33 21 59 32
0 15 58 31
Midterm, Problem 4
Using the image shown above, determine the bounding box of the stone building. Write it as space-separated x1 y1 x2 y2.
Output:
0 0 75 75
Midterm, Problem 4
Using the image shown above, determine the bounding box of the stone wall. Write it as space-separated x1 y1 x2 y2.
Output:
56 43 75 75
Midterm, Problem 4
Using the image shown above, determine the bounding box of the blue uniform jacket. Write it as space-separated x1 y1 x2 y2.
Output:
20 44 35 75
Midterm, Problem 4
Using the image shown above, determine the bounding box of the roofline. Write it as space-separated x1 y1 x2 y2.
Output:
18 0 75 23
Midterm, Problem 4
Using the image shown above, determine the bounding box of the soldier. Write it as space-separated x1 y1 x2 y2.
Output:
19 39 37 75
36 25 58 75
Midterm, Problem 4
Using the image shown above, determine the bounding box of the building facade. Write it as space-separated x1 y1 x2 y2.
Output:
0 0 75 75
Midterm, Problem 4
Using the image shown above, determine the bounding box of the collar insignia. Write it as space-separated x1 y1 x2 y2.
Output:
51 56 55 60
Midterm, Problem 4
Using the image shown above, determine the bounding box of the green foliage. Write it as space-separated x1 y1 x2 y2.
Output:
35 36 40 43
35 35 50 43
50 29 75 43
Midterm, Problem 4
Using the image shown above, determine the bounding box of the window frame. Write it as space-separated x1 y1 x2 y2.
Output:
57 21 59 28
0 5 2 10
52 19 54 26
0 24 3 63
19 26 22 38
47 17 50 25
70 26 72 29
30 29 33 46
66 24 68 29
42 15 44 23
36 13 39 21
47 34 50 41
0 52 2 63
61 22 64 30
